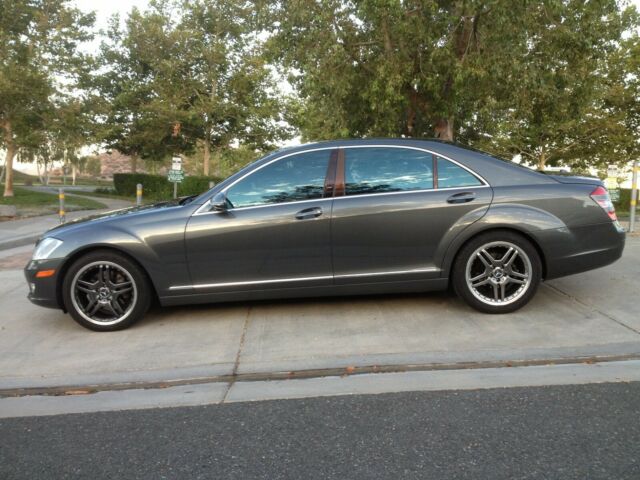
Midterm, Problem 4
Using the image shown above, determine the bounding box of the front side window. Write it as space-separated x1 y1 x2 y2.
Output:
437 157 483 188
226 150 331 208
344 147 434 196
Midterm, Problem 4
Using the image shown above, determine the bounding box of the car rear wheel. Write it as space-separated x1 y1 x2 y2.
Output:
62 250 151 331
452 231 542 313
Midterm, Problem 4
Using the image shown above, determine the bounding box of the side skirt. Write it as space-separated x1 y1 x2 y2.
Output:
159 278 449 307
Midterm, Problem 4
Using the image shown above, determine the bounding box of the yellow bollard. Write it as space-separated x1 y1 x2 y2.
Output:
58 188 65 224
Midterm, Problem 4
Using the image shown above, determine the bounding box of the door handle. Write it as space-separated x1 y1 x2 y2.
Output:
446 192 476 204
295 206 323 220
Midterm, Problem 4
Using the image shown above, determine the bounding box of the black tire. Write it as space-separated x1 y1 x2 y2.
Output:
62 250 151 331
452 230 542 314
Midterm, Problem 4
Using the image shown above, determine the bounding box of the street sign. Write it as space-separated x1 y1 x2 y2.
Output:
172 156 183 171
604 177 618 190
609 188 620 203
167 169 184 183
606 164 619 178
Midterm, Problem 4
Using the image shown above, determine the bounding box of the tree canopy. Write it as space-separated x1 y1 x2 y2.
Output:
265 0 639 170
1 0 639 195
0 0 94 196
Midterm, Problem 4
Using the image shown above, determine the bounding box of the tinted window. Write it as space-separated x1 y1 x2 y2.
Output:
437 157 482 188
226 150 330 208
344 147 433 196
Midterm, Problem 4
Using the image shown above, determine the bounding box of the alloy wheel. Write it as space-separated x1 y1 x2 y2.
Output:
464 241 532 306
70 261 138 326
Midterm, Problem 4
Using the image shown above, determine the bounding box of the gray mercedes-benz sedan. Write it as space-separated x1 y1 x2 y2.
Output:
25 139 625 331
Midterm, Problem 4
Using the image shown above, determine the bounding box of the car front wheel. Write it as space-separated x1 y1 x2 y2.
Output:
62 250 151 331
453 231 542 314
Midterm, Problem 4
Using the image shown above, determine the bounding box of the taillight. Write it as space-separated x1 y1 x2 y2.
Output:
590 186 617 221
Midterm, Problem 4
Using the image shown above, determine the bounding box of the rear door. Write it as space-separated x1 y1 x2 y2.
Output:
331 146 492 284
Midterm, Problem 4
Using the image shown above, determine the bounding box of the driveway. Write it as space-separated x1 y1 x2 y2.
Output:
0 236 638 392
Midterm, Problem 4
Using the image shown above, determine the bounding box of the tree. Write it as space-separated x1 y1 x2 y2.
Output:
95 9 183 172
0 0 94 196
96 0 290 176
264 0 532 141
475 1 637 171
265 0 637 172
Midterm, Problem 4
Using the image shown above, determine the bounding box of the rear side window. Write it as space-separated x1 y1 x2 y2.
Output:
437 157 483 188
344 147 434 195
226 150 331 208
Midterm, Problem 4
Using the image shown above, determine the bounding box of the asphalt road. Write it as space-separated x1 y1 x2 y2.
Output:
2 382 639 480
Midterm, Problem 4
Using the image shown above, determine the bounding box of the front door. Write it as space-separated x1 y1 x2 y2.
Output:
184 149 336 293
331 147 492 284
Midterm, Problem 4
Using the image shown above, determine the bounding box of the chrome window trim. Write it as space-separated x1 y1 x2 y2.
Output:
168 267 440 291
194 144 489 216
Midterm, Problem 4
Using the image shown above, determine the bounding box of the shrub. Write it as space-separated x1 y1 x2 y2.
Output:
113 173 222 200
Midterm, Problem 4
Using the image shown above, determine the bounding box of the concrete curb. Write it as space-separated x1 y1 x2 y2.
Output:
2 359 640 418
0 234 39 251
2 346 639 398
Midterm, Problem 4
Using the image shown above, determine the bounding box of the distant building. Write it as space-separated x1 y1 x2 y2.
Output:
98 151 139 178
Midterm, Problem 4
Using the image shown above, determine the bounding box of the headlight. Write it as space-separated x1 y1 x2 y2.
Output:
32 238 63 260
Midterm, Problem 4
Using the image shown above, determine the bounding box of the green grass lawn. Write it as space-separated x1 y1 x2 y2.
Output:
0 186 106 211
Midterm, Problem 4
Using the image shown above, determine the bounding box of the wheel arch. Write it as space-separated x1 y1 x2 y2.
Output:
55 245 160 311
445 226 548 282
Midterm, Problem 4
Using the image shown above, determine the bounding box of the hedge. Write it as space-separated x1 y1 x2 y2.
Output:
113 173 223 200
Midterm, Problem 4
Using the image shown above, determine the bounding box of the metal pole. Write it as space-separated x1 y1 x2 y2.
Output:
136 183 142 206
630 160 638 233
173 181 178 200
58 188 65 224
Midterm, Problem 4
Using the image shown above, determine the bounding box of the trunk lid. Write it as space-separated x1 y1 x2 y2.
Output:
547 174 603 186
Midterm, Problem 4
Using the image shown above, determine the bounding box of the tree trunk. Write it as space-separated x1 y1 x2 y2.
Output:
41 160 50 186
72 164 77 185
537 151 547 171
203 139 211 176
213 147 221 177
2 121 16 198
434 117 454 141
130 154 138 173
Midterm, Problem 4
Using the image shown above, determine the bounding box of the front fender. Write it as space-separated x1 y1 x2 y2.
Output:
49 208 191 297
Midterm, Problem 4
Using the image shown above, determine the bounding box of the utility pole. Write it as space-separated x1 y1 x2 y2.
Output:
630 160 638 233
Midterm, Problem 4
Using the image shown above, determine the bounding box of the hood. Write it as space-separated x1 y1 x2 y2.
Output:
45 198 189 234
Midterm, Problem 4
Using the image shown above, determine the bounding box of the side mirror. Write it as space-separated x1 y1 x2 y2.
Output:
208 192 228 211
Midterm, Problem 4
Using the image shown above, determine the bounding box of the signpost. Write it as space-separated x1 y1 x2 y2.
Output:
168 156 184 199
630 160 638 233
604 164 620 207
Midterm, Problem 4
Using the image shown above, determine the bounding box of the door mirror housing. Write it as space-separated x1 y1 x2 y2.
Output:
208 192 228 211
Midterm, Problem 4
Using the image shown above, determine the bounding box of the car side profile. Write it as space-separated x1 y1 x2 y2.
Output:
25 139 625 331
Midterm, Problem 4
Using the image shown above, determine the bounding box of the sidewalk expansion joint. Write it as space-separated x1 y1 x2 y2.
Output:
221 305 251 403
544 283 640 336
2 352 640 400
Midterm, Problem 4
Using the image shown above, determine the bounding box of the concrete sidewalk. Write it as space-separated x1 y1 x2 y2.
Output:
0 237 638 394
0 194 132 250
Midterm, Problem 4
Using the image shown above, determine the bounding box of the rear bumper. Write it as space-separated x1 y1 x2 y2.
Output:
533 222 625 280
24 258 65 310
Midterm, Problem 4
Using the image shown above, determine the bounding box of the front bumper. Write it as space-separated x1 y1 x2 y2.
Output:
24 257 65 310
